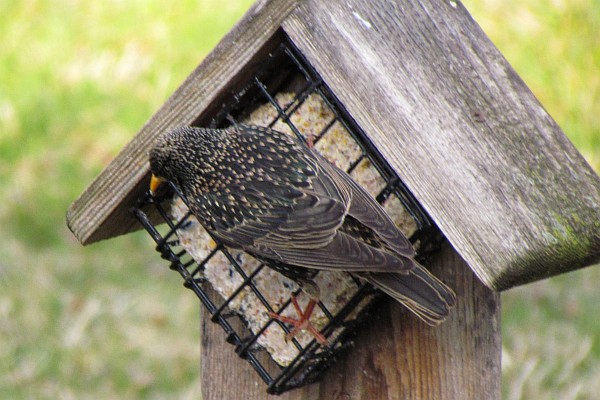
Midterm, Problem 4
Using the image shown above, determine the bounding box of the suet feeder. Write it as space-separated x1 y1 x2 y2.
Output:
129 42 445 393
132 41 441 394
67 0 600 399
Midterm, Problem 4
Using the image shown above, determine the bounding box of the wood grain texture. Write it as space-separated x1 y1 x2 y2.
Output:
200 243 501 400
282 0 600 290
66 0 300 245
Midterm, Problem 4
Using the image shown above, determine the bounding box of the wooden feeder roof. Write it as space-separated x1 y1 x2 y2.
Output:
67 0 600 291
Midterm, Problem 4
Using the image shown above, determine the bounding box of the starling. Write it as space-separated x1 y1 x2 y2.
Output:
149 125 456 344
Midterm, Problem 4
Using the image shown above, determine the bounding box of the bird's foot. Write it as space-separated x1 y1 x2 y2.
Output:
268 295 328 345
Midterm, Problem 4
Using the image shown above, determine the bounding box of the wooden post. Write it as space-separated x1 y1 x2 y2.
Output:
200 243 501 399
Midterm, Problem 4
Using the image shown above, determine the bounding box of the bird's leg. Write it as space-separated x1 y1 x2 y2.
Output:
268 294 328 345
306 134 315 149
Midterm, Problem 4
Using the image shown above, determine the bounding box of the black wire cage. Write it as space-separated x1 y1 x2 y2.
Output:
131 37 443 395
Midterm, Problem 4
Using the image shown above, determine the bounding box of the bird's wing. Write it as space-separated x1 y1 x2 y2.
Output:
249 151 415 273
255 229 415 272
195 163 412 274
320 157 416 258
192 164 347 247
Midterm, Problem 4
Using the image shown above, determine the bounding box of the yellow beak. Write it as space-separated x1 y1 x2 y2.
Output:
150 174 166 195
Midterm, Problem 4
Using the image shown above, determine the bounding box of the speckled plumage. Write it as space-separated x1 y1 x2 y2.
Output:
149 125 456 325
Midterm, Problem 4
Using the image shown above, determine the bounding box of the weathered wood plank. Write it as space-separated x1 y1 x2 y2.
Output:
66 0 301 245
200 243 501 400
282 0 600 290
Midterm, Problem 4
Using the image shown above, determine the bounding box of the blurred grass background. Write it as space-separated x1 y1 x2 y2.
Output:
0 0 598 398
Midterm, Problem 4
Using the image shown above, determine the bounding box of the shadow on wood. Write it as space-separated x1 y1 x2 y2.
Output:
200 243 501 400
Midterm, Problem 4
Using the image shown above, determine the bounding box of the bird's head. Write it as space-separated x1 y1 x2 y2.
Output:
149 132 175 194
148 126 224 195
149 127 195 195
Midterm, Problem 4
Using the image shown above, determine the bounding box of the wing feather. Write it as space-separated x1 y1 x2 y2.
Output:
254 230 415 272
321 159 415 258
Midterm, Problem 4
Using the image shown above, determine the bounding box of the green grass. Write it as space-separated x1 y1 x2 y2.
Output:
1 0 598 398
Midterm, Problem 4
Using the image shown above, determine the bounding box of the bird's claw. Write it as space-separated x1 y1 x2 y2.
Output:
268 295 328 345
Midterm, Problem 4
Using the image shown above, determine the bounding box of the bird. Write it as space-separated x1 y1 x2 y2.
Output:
148 125 456 344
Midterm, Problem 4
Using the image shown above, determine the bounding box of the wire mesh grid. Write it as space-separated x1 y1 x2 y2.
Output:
131 38 443 394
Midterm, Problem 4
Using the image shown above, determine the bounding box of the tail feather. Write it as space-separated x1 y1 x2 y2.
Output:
360 263 456 325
